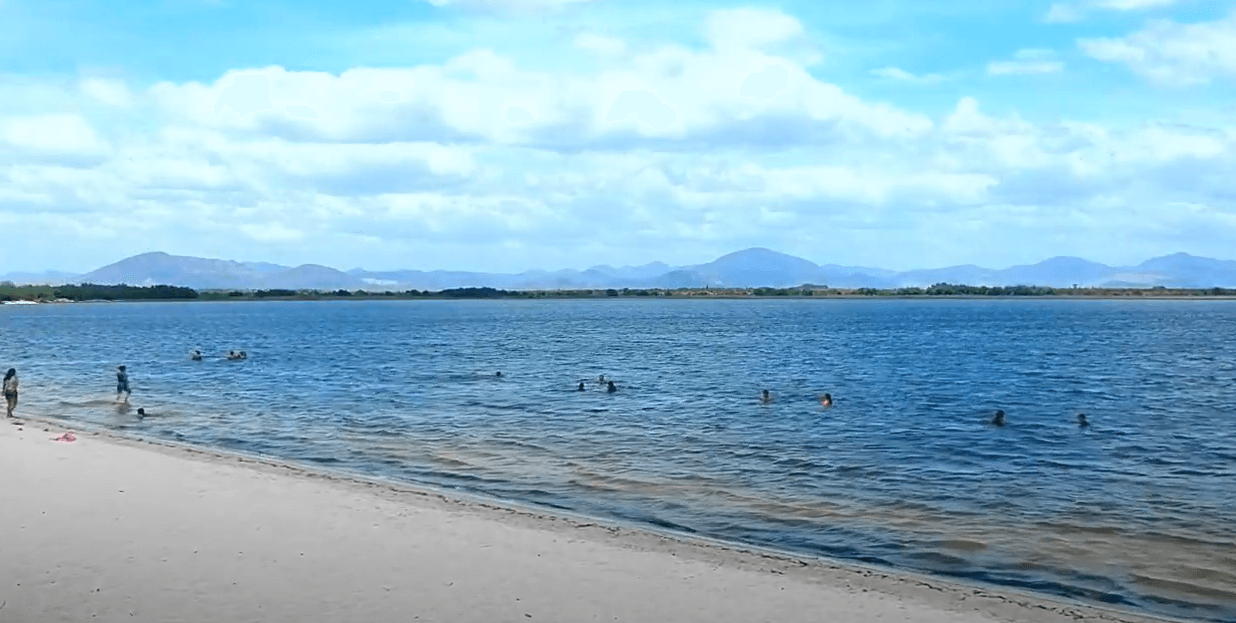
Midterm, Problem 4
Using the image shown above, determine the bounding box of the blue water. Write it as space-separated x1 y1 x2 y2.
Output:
3 299 1235 621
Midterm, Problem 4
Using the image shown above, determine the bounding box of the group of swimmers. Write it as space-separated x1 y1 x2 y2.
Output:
577 374 619 393
190 350 248 361
991 409 1090 428
761 389 833 408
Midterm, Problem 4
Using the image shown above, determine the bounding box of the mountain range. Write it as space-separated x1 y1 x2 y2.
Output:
4 248 1236 291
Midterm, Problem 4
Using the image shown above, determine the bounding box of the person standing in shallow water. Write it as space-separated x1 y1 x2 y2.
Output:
3 368 18 418
116 365 131 403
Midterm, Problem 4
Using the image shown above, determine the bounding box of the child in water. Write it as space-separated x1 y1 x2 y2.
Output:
116 366 131 403
4 368 18 418
819 393 833 408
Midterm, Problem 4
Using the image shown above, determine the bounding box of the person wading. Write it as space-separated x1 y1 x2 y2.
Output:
3 368 18 418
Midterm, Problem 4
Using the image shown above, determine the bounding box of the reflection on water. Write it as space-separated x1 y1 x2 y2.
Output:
3 298 1235 621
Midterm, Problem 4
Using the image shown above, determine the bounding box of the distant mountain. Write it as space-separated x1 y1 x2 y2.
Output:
262 265 364 291
16 249 1236 292
79 252 271 290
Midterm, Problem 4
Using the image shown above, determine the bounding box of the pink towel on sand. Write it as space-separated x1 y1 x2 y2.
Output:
52 431 76 443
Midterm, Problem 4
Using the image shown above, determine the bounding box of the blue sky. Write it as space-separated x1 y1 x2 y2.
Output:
1 0 1234 273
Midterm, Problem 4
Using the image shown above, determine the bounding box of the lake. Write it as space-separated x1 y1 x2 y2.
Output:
3 298 1234 621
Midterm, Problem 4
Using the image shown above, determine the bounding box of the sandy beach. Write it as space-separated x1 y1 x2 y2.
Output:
1 417 1179 623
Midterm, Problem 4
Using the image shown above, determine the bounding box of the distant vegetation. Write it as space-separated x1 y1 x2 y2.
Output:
3 281 1235 303
0 282 198 302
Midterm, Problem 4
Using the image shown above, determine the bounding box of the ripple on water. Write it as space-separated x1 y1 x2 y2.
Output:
6 298 1236 622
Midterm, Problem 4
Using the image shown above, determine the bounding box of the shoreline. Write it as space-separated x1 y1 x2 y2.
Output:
6 294 1236 304
3 413 1190 623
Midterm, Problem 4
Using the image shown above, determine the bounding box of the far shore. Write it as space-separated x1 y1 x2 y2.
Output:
5 292 1236 304
1 412 1185 623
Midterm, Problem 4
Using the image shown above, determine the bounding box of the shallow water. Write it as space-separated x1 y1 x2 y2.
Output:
3 299 1235 621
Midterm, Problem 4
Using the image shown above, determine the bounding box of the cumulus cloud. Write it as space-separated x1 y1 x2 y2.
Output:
1 6 1234 272
1079 10 1236 84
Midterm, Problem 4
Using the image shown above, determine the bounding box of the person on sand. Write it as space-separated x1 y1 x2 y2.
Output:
1077 413 1090 428
761 389 772 404
819 393 833 408
4 368 18 418
991 409 1005 427
607 381 617 393
116 365 131 403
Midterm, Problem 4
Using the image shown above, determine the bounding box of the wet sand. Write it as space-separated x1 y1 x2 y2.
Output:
0 416 1180 623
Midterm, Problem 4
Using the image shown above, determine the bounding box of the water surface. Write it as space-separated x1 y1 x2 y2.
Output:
3 299 1234 621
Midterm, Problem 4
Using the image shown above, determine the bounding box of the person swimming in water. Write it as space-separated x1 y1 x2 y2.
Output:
819 393 833 408
137 408 146 418
116 365 131 403
761 389 772 404
991 409 1005 427
577 381 585 391
191 350 202 361
1077 413 1090 428
607 381 617 393
597 374 606 384
496 371 502 377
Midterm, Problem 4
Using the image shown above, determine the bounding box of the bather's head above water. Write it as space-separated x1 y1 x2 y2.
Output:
992 410 1005 427
1077 413 1090 427
607 380 617 392
761 389 771 402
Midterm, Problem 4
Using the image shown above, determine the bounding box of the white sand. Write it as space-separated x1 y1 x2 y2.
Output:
0 417 1174 623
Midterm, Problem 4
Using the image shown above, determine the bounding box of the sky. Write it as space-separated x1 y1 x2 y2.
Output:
1 0 1235 274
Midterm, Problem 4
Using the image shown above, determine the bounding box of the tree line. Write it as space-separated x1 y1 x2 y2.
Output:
3 282 1234 302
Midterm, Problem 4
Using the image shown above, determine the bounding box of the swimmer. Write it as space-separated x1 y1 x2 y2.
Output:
598 374 606 384
607 381 617 393
495 371 502 377
191 350 202 361
992 409 1005 427
137 408 146 418
1077 413 1090 428
577 381 585 391
819 393 833 408
761 389 772 404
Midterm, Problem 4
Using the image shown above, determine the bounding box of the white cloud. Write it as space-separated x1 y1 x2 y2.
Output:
80 78 133 107
1079 10 1236 85
703 8 805 52
987 49 1065 75
871 67 945 85
2 8 1235 273
0 114 111 161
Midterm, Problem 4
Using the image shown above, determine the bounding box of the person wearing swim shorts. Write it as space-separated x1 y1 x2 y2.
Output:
116 365 131 403
3 368 18 418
